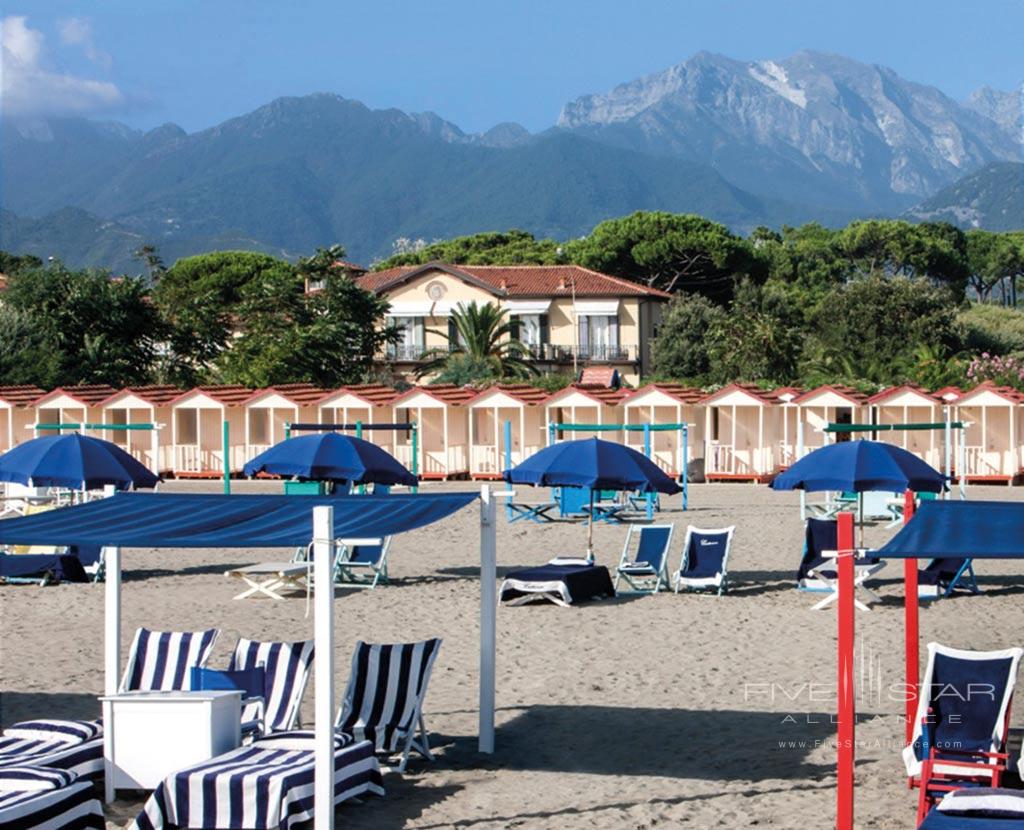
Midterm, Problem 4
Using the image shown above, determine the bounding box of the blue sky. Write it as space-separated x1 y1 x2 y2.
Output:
5 0 1023 133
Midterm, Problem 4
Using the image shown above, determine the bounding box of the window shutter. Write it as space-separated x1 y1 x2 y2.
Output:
509 316 520 341
539 314 549 344
578 317 589 351
608 315 619 347
448 317 458 346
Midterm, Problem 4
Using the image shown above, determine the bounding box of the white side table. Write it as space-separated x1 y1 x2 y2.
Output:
99 690 242 797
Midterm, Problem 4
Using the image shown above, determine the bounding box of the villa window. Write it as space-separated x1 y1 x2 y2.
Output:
578 315 619 360
387 316 424 359
510 314 548 353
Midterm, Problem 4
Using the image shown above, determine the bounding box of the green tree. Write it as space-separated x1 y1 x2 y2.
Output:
566 211 757 302
959 303 1024 355
651 293 726 381
417 301 535 380
0 306 58 385
134 244 166 283
376 230 563 269
966 230 1024 305
154 251 296 384
3 262 163 387
0 251 43 276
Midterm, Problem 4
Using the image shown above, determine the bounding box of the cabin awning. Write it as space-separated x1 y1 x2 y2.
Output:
573 300 619 316
0 492 477 548
877 500 1024 559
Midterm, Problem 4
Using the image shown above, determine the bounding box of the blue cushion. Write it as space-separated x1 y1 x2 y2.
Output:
190 666 265 699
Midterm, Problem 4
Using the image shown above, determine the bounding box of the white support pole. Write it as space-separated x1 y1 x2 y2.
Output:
479 485 496 754
944 407 952 500
797 419 806 518
313 505 335 830
103 545 121 803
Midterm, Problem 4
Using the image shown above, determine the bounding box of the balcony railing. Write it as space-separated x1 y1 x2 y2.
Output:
383 343 638 363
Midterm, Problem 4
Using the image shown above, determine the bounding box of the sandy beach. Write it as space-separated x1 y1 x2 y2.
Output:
3 480 1023 829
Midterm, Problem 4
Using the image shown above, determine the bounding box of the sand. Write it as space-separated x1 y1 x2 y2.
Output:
3 480 1024 830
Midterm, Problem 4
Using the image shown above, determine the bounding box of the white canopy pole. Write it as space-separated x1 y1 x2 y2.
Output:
313 506 335 830
102 545 121 803
479 485 496 753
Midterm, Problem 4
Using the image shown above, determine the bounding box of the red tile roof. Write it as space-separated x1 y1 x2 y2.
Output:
700 382 782 406
319 384 404 407
393 383 477 406
243 383 329 407
544 383 630 407
467 383 550 406
578 366 620 388
0 385 46 407
359 262 671 299
35 385 120 407
792 384 869 406
624 383 705 405
954 381 1024 404
335 261 367 273
866 384 943 405
931 386 964 401
170 385 254 407
101 385 183 407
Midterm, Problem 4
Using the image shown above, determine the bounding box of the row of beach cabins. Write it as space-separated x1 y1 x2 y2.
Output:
0 380 1022 483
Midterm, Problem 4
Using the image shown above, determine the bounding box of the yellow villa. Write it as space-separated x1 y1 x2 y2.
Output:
354 262 671 386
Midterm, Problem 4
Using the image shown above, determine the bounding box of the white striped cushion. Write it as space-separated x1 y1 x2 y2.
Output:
122 628 219 692
0 767 76 791
254 730 355 751
229 638 314 732
938 787 1024 817
4 721 101 745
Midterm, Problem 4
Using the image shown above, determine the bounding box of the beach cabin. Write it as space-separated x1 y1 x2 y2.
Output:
32 385 119 438
392 384 475 479
620 383 704 476
169 385 252 477
700 384 783 481
98 386 180 473
242 384 326 463
467 384 548 478
951 383 1024 483
543 384 628 444
315 384 402 456
792 385 869 459
867 385 945 469
0 386 45 452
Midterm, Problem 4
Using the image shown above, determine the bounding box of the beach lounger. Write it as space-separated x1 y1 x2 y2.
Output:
919 787 1024 828
228 638 315 735
797 518 885 610
499 558 616 606
919 557 980 600
614 524 674 594
224 561 313 600
905 642 1023 817
335 537 393 589
335 639 442 773
673 525 735 596
121 627 219 692
0 721 104 780
0 767 105 829
506 498 558 524
0 550 88 585
128 731 383 830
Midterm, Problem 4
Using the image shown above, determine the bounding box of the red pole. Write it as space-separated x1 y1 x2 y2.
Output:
836 510 855 830
902 490 919 769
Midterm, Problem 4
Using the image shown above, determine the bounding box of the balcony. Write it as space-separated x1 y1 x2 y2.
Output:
383 343 638 363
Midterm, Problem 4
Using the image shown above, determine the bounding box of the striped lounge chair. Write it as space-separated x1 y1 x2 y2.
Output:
228 638 315 735
129 731 383 830
0 767 104 829
335 639 442 773
121 627 220 691
0 721 104 779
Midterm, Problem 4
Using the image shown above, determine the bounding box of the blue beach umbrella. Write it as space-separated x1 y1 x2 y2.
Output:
771 439 946 494
504 437 682 559
243 432 417 486
0 433 159 490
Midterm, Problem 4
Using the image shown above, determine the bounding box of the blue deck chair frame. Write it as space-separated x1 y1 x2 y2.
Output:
797 517 886 610
335 537 393 588
614 524 674 594
673 525 735 596
919 557 980 600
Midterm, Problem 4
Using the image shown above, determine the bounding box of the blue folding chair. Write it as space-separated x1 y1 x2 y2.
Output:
673 525 735 596
335 537 393 588
614 524 674 594
919 558 980 600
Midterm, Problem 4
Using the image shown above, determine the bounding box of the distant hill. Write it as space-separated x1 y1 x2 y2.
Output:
906 162 1024 231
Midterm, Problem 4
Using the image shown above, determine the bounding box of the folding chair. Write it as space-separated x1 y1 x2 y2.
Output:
614 524 674 594
120 628 219 692
673 525 735 596
335 537 393 588
335 638 442 772
905 643 1024 822
228 638 315 735
796 518 885 611
919 558 980 600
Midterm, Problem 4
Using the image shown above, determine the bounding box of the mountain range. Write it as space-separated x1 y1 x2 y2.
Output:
2 50 1020 272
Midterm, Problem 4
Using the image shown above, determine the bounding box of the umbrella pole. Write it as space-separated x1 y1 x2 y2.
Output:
587 490 594 563
858 492 864 549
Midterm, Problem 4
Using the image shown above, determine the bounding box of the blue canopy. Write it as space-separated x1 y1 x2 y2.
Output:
0 434 159 490
503 437 681 495
243 433 417 486
0 492 477 548
878 500 1024 559
771 439 945 494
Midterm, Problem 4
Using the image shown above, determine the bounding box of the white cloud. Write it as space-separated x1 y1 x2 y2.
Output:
1 15 124 117
57 17 112 70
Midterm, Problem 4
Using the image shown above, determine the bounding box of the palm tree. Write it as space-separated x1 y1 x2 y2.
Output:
416 301 537 380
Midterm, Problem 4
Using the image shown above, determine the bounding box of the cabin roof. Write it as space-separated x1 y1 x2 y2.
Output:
793 384 870 406
242 383 329 407
467 383 550 406
623 383 705 405
0 385 46 407
34 385 120 407
170 385 255 407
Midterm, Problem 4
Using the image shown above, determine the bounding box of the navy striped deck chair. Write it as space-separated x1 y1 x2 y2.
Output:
905 642 1023 818
614 524 674 594
120 628 219 692
0 767 104 829
335 537 393 589
228 638 315 735
335 639 442 772
0 720 104 780
673 525 735 596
